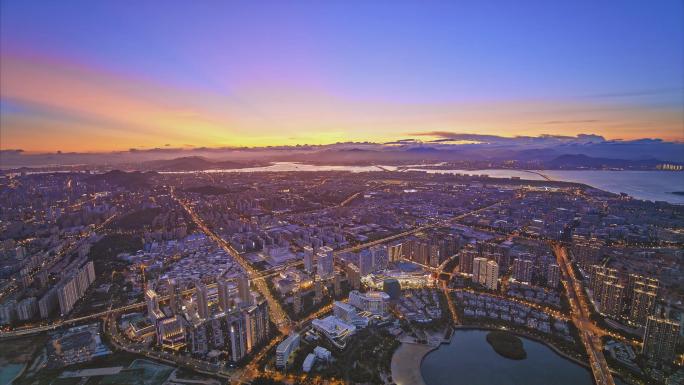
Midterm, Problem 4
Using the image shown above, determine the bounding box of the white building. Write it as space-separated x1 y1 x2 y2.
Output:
302 353 316 372
276 333 300 369
485 260 499 290
348 290 389 315
314 346 332 361
312 315 356 348
317 246 334 279
333 301 369 328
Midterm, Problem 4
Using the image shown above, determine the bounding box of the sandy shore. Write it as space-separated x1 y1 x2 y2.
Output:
390 343 436 385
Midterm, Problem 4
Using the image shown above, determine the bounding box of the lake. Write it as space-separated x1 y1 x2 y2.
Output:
0 363 24 385
421 329 624 385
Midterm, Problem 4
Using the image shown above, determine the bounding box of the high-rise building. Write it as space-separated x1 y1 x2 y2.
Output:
412 240 430 266
188 322 208 354
346 263 361 290
625 275 658 326
472 257 488 284
401 238 416 260
546 264 560 289
484 260 499 291
317 249 334 279
55 261 96 317
303 246 315 274
146 289 164 320
237 274 252 307
244 300 269 352
217 278 235 312
57 277 79 316
293 288 302 315
359 250 374 276
195 281 210 319
589 265 618 301
600 281 625 319
76 261 95 297
167 279 183 315
459 249 476 275
629 283 658 327
0 300 17 325
512 258 533 283
333 272 342 297
643 316 680 364
428 244 442 267
38 289 58 319
16 297 38 321
370 245 389 271
437 234 460 264
228 315 247 362
571 242 604 270
314 279 323 305
208 317 226 348
429 245 440 268
83 261 95 287
627 274 658 300
388 242 403 262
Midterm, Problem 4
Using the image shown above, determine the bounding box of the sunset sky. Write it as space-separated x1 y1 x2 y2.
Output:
1 1 683 152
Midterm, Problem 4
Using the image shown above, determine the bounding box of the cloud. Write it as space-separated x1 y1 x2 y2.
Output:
537 119 601 125
585 87 683 99
383 138 419 145
408 132 610 145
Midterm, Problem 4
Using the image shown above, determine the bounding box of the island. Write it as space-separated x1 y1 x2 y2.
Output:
486 331 527 360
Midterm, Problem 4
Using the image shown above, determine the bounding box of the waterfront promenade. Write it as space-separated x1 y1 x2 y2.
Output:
391 342 435 385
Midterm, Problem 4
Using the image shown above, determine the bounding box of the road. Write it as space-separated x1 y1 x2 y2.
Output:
335 199 505 255
172 189 292 334
104 312 235 380
554 243 615 385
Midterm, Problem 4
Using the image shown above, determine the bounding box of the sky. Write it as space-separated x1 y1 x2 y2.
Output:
1 0 683 152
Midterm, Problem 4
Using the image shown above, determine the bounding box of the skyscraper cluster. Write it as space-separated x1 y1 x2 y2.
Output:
589 266 660 327
145 274 269 361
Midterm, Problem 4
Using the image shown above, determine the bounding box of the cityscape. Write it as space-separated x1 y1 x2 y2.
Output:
1 1 683 385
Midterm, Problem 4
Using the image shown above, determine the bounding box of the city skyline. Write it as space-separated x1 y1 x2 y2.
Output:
0 3 683 385
2 1 683 152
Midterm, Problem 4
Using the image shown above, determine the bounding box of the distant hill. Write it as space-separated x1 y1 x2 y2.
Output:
545 154 665 170
140 156 270 171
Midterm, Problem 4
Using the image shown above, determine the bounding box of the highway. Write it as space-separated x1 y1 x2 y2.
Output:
554 242 615 385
